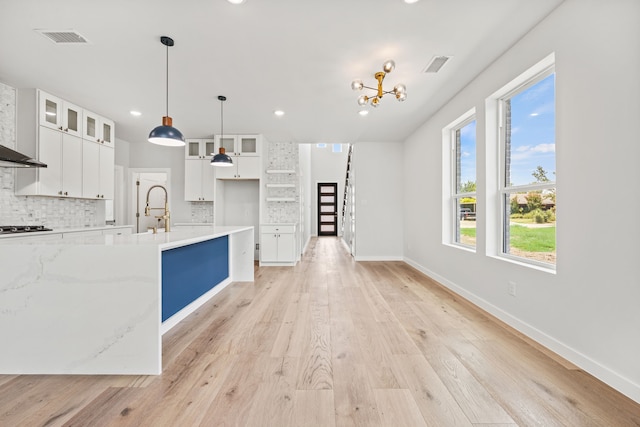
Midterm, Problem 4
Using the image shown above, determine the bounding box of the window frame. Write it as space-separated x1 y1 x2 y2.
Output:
497 66 556 270
443 108 477 250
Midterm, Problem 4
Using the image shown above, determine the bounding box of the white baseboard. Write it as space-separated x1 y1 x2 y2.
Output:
355 255 404 261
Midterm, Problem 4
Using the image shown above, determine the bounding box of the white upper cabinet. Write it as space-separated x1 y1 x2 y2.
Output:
184 139 217 201
36 127 83 197
38 91 82 138
184 159 216 201
215 135 261 156
16 88 115 199
185 139 216 159
212 134 262 179
83 110 115 147
82 141 114 199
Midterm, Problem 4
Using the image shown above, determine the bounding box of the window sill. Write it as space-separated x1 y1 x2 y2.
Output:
443 242 476 254
489 254 556 275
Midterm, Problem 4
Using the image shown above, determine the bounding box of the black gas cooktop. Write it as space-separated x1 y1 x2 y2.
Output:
0 225 53 235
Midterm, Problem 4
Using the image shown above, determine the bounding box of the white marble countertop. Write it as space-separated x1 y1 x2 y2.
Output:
0 224 134 239
0 225 253 250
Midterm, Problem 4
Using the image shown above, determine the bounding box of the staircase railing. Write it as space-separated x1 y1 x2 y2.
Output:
341 144 353 236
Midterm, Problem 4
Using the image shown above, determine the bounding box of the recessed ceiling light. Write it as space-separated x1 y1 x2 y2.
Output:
404 0 420 3
274 110 285 116
358 110 369 116
130 110 142 116
227 0 245 4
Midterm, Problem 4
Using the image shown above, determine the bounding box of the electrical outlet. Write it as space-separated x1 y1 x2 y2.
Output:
508 281 517 297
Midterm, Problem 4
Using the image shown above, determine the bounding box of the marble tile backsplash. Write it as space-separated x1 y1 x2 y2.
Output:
189 201 214 223
265 141 299 224
0 81 99 228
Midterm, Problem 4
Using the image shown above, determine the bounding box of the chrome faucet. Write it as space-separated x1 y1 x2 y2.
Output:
144 185 171 232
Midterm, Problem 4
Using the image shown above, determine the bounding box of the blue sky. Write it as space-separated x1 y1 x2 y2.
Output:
459 121 476 187
458 73 555 188
508 73 556 186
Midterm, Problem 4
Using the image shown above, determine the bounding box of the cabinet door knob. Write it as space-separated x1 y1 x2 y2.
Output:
58 190 63 195
64 128 68 132
64 191 68 196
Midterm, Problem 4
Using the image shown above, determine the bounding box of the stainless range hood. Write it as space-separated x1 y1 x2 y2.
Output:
0 144 47 168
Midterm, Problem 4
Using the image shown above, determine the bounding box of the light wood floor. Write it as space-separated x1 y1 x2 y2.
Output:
1 237 639 426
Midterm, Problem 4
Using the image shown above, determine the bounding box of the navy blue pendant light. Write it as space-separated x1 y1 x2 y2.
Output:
148 36 185 147
211 95 233 167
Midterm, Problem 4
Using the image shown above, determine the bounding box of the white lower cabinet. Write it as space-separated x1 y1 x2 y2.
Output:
260 224 297 265
102 227 132 236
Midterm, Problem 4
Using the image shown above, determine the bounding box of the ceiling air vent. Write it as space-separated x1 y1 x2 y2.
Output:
423 55 452 73
36 30 89 44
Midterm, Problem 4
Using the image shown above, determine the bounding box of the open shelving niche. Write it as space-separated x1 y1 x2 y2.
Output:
265 169 297 202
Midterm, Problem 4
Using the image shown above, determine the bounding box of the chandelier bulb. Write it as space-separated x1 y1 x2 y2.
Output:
396 92 407 102
382 59 395 73
371 97 380 107
357 95 368 106
394 83 406 95
351 79 364 91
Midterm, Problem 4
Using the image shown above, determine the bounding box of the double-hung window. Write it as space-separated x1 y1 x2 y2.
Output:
446 110 477 249
499 67 556 268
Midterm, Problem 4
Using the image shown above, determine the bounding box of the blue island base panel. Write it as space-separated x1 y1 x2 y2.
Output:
162 235 229 321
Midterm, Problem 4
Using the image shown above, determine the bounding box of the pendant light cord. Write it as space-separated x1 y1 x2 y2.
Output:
220 98 224 136
165 42 169 117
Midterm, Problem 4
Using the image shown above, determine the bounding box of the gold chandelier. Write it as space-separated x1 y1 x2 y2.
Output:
351 60 407 107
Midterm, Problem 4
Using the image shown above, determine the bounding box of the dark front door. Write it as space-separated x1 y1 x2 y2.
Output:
318 182 338 236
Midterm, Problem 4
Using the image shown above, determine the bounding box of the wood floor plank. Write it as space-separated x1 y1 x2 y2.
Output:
296 286 333 390
390 354 474 426
347 287 402 389
414 339 516 424
445 336 576 426
372 388 428 427
0 237 638 426
132 350 237 427
244 357 298 427
293 389 336 427
196 352 270 426
332 359 384 427
270 292 310 358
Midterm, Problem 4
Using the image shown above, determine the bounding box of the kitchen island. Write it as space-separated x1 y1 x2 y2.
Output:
0 225 254 375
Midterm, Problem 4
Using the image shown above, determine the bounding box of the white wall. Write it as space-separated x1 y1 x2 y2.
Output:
216 179 260 259
128 141 191 223
402 0 640 402
299 144 312 251
309 144 349 236
353 142 404 260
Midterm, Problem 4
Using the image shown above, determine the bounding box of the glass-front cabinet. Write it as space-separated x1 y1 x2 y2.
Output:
38 91 82 138
185 139 216 159
214 135 261 156
83 110 115 146
239 135 259 156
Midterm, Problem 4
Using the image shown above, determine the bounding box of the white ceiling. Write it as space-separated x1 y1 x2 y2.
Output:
0 0 564 145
